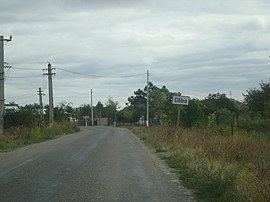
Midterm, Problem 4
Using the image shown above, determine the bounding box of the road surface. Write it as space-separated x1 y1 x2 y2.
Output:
0 127 195 202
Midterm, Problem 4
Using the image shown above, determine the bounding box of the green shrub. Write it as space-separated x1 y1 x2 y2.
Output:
0 122 80 152
239 118 269 132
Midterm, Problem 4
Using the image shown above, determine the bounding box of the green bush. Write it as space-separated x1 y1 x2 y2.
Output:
239 118 269 132
0 122 80 152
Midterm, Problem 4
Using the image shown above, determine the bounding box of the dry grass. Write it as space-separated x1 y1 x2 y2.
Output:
131 126 270 201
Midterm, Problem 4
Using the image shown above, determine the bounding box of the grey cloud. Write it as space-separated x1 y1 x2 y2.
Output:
2 0 270 107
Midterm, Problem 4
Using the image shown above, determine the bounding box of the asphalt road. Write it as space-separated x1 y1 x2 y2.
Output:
0 127 195 202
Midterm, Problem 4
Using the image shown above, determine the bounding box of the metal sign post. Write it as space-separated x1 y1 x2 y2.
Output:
177 105 181 128
172 95 190 141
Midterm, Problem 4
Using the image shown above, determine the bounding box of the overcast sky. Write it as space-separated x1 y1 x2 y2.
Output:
1 0 270 108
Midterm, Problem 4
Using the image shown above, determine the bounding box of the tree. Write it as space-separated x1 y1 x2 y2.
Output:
94 101 104 118
4 104 40 128
54 101 74 122
104 97 119 125
244 81 270 118
182 99 206 127
127 86 147 123
202 92 238 125
126 82 180 125
150 85 171 121
74 104 91 125
128 89 146 105
118 105 136 124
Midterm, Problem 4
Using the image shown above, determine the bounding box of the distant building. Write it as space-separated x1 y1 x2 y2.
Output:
137 116 145 125
69 117 78 124
97 118 108 126
5 103 19 111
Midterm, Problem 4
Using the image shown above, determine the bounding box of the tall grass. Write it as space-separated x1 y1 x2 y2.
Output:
131 126 270 201
0 122 80 152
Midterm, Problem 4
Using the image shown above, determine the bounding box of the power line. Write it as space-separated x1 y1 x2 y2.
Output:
151 73 181 92
42 76 48 93
6 92 36 100
11 66 146 78
6 75 42 79
151 72 203 98
10 67 41 71
57 67 146 78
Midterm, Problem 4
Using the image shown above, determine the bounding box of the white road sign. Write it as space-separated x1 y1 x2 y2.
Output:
172 96 190 105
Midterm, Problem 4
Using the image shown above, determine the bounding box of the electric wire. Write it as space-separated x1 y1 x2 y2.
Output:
150 73 179 91
6 92 35 99
6 94 36 102
57 67 146 78
6 75 42 79
151 72 201 97
5 64 147 106
10 67 41 71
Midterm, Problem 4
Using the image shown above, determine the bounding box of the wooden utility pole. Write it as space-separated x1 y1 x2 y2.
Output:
0 36 12 134
43 63 55 127
37 87 45 124
146 70 149 127
91 89 94 126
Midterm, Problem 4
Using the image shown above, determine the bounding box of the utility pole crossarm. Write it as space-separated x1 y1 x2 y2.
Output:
43 63 56 76
4 62 11 69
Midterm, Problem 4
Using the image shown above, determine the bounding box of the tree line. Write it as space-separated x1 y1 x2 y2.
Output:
4 81 270 133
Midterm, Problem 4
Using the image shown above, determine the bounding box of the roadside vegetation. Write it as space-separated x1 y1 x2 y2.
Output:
0 122 79 152
131 126 270 202
1 97 121 152
125 81 270 201
1 102 80 152
2 79 270 200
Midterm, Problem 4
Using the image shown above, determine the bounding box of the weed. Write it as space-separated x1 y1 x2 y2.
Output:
131 126 270 201
0 122 80 152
